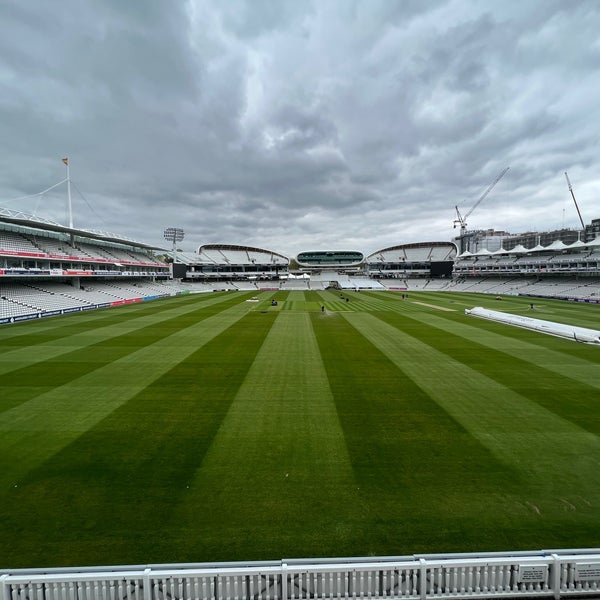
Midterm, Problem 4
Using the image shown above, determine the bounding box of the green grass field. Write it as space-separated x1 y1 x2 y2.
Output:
1 289 600 568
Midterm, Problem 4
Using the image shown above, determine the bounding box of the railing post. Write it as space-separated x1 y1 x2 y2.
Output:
0 574 9 600
281 563 288 600
551 554 561 600
144 568 152 600
419 559 427 600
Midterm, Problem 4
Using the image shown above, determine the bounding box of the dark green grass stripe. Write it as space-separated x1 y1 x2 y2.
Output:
311 311 548 554
0 296 266 490
357 290 421 311
362 289 600 329
361 291 600 366
0 292 224 349
394 300 600 375
335 291 399 311
376 310 600 434
280 290 305 310
170 311 362 562
0 310 276 568
430 291 600 330
0 293 250 414
311 311 520 493
343 312 600 498
0 293 250 377
312 291 379 313
0 291 232 350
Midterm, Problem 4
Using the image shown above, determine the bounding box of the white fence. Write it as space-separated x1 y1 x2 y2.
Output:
2 551 600 600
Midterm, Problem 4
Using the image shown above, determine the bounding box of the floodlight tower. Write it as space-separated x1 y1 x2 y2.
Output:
164 227 185 260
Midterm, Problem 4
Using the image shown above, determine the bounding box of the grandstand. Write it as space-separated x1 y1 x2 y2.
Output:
365 241 456 281
0 209 176 323
452 234 600 301
4 205 600 324
177 244 289 281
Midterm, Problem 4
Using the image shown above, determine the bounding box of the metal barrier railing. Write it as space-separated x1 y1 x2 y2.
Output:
2 550 600 600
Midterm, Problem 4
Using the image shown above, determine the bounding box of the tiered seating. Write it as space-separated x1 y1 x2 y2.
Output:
424 279 452 291
404 246 432 261
219 249 249 264
22 235 71 257
197 248 223 264
404 279 429 290
1 282 85 312
430 246 455 261
270 254 287 265
346 277 386 289
127 250 161 264
281 279 310 290
0 297 34 318
63 245 96 259
0 230 42 254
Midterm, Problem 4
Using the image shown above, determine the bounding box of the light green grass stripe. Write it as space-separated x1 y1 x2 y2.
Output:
0 292 241 377
394 304 600 390
344 312 600 493
0 295 267 487
360 293 600 387
281 290 322 312
316 291 386 312
174 311 360 551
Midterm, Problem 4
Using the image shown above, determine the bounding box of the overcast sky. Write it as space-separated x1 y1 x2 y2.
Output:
1 0 599 256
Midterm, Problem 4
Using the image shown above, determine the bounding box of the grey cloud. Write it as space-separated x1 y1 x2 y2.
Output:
1 0 600 256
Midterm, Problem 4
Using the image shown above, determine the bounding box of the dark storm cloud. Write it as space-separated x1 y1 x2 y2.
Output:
1 0 600 256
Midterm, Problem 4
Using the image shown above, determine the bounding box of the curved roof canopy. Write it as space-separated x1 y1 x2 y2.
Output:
198 243 288 262
0 207 161 250
366 241 457 263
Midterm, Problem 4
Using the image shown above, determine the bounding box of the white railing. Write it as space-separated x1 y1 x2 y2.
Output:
2 551 600 600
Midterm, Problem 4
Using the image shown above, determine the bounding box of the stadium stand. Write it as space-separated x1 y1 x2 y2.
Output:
179 244 290 281
280 277 310 290
0 210 177 324
366 242 456 280
3 204 600 326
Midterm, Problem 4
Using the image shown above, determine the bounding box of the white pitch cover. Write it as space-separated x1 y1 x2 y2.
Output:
465 306 600 345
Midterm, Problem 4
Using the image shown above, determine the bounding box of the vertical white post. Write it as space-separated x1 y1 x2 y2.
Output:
143 568 152 600
419 559 427 600
281 564 288 600
63 158 73 229
552 554 561 600
0 574 9 600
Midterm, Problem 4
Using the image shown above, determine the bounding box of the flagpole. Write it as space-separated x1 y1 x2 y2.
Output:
64 158 73 228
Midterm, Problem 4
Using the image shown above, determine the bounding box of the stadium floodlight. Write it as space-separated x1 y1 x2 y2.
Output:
164 227 185 256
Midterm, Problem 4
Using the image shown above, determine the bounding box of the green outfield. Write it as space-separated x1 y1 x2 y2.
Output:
1 289 600 568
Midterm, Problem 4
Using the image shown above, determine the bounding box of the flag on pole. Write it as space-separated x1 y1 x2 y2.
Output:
62 157 69 165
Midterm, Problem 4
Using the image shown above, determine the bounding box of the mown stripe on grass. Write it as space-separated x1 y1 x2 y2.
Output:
172 311 363 561
0 292 246 375
0 293 250 415
344 312 600 498
0 292 214 348
0 310 276 568
0 294 271 489
281 290 306 310
311 311 519 492
315 290 374 312
380 304 600 390
375 309 600 434
311 311 530 554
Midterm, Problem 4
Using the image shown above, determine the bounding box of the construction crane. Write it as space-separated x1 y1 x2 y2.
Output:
454 167 510 236
564 171 585 230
